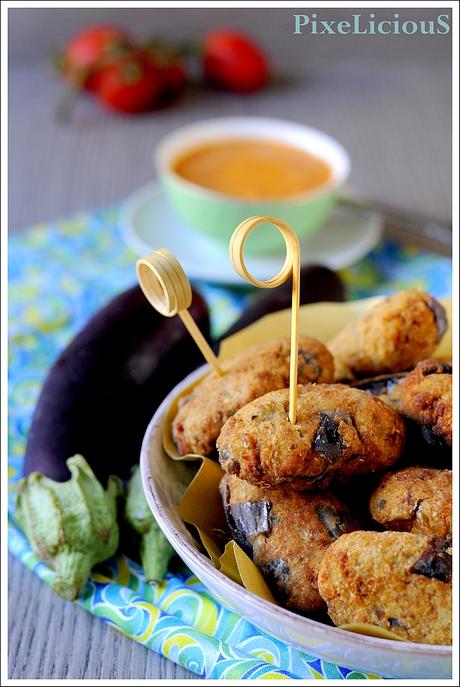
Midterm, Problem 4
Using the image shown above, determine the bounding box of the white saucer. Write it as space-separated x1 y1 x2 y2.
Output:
120 182 383 285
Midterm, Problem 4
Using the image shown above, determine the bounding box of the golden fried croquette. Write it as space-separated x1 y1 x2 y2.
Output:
387 359 452 448
217 384 405 490
317 530 451 645
172 337 334 456
220 473 360 613
369 467 452 537
353 360 452 465
329 290 448 381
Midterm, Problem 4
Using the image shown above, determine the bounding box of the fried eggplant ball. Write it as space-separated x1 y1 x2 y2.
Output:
386 359 452 448
217 384 405 490
220 473 360 613
369 467 452 538
317 530 451 645
329 289 448 381
172 337 334 456
353 360 452 466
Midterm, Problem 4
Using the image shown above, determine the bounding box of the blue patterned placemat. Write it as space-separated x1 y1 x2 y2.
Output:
8 206 451 679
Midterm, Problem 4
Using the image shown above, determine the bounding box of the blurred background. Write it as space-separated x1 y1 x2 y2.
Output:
9 7 452 232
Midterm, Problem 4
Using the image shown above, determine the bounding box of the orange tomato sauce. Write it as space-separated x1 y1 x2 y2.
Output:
172 139 332 200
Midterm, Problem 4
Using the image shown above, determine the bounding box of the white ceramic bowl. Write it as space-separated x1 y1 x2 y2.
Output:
140 366 452 679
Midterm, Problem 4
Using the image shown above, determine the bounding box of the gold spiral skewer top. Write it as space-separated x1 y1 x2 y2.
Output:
230 216 301 423
136 248 223 376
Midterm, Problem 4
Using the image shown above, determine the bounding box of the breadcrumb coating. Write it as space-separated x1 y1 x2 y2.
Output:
220 473 359 613
329 290 447 380
317 530 451 645
172 337 334 456
369 467 451 537
217 384 405 489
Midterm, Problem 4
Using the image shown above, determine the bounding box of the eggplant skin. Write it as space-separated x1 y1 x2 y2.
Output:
24 285 209 482
352 373 408 398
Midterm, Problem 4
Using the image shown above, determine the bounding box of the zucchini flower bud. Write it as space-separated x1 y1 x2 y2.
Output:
125 466 174 583
15 455 121 600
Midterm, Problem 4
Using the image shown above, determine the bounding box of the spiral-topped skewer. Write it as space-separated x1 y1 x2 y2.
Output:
230 216 301 423
136 248 223 376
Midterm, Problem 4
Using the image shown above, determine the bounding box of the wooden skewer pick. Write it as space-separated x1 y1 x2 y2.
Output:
136 248 223 376
230 217 301 423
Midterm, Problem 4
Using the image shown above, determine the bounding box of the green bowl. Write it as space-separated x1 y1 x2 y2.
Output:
154 117 350 256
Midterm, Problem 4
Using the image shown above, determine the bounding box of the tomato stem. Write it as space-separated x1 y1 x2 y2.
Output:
55 67 90 123
142 36 202 59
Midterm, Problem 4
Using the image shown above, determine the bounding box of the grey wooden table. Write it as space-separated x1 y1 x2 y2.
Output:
8 7 452 680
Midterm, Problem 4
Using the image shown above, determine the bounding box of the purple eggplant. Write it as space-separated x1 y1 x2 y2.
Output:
217 265 344 341
24 285 210 482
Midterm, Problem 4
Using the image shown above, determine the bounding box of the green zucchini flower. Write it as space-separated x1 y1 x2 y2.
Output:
15 455 121 600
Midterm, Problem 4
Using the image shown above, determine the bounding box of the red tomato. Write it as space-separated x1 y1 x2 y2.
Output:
96 54 161 113
158 62 187 102
202 30 269 93
143 44 187 103
64 25 130 90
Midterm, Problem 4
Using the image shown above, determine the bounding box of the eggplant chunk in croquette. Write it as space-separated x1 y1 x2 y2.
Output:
220 473 360 613
317 531 451 645
329 289 448 381
217 385 405 490
172 337 334 456
369 467 452 538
